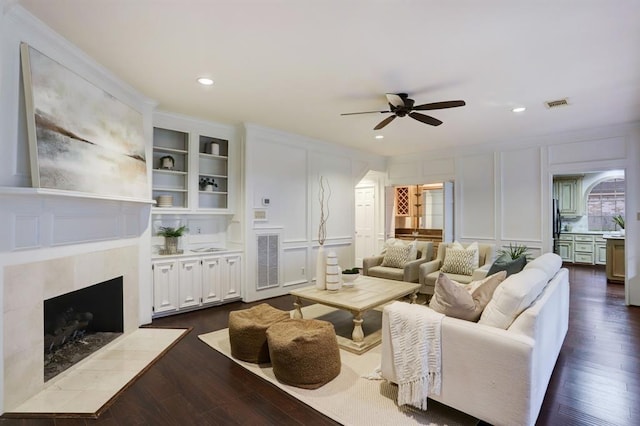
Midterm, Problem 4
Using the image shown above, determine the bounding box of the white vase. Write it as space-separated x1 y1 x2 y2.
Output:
316 245 326 290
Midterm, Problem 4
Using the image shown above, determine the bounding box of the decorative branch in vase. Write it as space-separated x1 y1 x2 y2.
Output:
316 175 331 290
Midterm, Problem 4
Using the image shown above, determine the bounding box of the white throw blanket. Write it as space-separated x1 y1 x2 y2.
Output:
386 301 444 410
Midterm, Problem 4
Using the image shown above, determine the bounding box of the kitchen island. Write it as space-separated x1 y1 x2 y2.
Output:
604 234 625 283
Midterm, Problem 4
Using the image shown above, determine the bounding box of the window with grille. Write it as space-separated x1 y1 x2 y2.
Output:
587 178 625 231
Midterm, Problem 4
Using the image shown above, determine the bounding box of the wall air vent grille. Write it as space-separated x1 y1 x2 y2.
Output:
256 233 279 289
545 98 569 109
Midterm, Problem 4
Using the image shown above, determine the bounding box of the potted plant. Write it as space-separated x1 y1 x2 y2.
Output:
341 267 360 286
612 214 625 234
199 177 218 192
497 243 531 261
157 225 187 254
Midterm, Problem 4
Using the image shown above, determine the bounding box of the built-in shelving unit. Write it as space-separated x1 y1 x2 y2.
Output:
152 127 189 209
151 112 236 214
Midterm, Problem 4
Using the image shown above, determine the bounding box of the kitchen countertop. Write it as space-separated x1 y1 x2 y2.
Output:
152 244 243 259
560 230 605 235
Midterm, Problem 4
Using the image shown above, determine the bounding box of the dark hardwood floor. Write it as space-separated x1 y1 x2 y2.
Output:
2 264 639 425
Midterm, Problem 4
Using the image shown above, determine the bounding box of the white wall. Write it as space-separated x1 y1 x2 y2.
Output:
242 124 385 302
0 5 156 412
388 124 640 305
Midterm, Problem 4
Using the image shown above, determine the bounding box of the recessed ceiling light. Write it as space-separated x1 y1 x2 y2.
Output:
512 107 526 113
375 135 384 139
197 77 214 86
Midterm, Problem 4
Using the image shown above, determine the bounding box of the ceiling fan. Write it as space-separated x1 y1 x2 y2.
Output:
341 93 466 130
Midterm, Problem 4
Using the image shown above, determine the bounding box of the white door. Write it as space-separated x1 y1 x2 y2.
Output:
355 186 376 267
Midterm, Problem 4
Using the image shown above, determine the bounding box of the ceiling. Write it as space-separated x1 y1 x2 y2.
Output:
16 0 640 157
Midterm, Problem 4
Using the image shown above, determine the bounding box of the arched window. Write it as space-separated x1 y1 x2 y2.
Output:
587 178 625 231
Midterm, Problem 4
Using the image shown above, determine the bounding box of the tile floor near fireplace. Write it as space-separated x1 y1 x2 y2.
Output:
6 327 187 416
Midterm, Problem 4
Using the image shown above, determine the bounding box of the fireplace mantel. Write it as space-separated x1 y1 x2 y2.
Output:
0 187 152 253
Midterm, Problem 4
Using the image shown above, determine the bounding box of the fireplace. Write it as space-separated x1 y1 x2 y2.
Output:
3 246 141 412
43 276 124 381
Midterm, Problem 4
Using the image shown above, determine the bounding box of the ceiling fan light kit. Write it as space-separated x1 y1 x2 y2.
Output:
341 93 466 130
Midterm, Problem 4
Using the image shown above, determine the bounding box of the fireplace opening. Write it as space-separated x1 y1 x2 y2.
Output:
43 276 124 381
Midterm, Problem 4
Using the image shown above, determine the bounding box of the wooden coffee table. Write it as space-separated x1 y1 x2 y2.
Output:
289 276 420 354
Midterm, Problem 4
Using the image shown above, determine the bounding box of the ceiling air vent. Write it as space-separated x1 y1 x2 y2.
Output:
545 98 569 109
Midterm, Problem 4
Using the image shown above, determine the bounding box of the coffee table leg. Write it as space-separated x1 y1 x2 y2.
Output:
293 297 303 319
352 311 364 343
410 291 418 304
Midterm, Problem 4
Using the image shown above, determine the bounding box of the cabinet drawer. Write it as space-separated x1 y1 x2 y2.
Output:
574 242 594 253
574 235 594 242
558 234 574 241
574 253 594 264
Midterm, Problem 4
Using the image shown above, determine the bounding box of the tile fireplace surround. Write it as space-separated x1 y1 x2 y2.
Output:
3 246 140 412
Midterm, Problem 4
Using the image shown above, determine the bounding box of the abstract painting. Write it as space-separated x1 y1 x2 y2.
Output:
20 43 148 200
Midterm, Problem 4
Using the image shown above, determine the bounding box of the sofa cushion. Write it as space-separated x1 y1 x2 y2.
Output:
523 252 562 281
479 268 549 329
440 247 477 275
487 255 527 277
381 244 411 268
429 271 507 322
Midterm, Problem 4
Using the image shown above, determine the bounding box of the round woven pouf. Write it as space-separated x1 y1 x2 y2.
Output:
228 303 290 363
266 318 341 389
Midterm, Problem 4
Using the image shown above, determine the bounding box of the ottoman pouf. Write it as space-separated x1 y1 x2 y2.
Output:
266 318 341 389
228 303 290 363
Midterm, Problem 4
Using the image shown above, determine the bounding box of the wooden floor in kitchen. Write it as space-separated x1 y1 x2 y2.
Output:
1 264 639 425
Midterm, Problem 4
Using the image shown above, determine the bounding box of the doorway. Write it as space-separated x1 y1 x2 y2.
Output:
354 185 375 267
552 169 626 283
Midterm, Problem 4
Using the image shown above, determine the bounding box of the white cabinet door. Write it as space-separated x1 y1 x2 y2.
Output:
201 256 222 304
221 254 242 301
557 241 573 262
152 260 179 315
595 243 607 265
178 258 202 309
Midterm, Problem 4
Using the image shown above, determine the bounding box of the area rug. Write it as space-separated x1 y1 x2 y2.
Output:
198 306 476 426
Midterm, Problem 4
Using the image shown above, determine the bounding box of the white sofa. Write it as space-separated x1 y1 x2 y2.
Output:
381 253 569 426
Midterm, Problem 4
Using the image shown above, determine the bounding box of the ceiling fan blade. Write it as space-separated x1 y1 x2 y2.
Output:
413 100 466 111
374 115 396 130
385 93 406 108
340 110 391 116
409 112 443 126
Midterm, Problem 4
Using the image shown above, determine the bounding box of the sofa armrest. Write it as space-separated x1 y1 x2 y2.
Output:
363 255 384 275
403 257 430 282
418 259 442 284
471 263 492 281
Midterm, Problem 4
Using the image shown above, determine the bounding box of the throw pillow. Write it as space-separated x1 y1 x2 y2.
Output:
407 239 418 261
380 238 399 255
381 244 411 268
440 247 478 275
487 255 527 277
430 271 507 322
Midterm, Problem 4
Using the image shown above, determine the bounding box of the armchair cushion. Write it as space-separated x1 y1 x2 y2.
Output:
429 271 507 322
381 244 411 268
